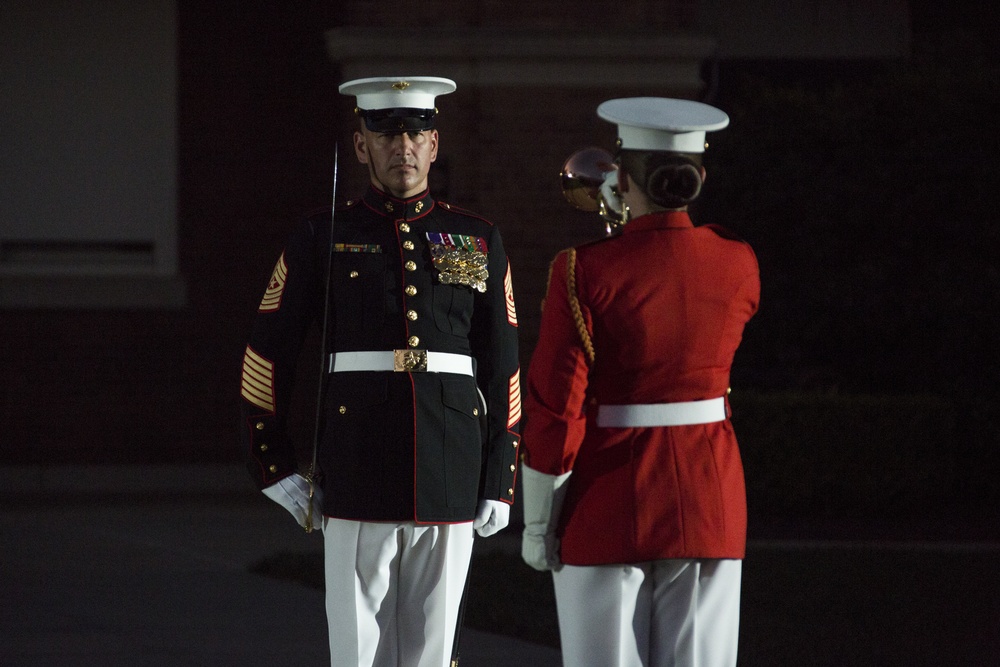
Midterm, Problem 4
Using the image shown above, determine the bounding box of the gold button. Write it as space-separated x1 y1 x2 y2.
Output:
255 421 265 430
408 336 420 347
507 488 514 496
349 270 360 278
405 260 417 271
405 285 417 296
509 464 516 472
406 310 418 321
269 465 278 473
399 222 410 232
403 240 415 250
512 440 519 448
472 408 479 416
339 405 347 414
259 444 268 452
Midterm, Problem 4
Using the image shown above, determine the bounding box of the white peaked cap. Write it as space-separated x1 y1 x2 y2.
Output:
597 97 730 153
338 76 457 111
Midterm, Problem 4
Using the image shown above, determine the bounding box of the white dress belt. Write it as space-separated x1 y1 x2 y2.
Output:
596 396 726 428
328 350 474 377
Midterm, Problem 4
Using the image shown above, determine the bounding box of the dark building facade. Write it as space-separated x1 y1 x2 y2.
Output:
0 1 909 465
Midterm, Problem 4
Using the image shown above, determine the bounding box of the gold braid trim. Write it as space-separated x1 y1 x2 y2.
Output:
565 248 595 364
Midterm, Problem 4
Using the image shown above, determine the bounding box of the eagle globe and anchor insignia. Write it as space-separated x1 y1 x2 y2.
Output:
426 232 489 293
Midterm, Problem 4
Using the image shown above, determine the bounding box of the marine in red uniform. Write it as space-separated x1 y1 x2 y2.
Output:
521 97 759 667
240 77 520 667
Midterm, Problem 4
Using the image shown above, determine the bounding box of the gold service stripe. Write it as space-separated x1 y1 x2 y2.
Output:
504 261 517 326
507 369 522 428
241 346 275 412
259 252 288 313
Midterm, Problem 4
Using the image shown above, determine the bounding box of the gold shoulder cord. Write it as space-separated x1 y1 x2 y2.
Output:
565 248 595 364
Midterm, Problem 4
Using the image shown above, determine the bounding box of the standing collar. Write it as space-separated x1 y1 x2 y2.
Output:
622 210 693 233
362 186 435 220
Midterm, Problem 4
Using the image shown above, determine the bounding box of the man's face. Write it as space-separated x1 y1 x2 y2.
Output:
353 127 439 199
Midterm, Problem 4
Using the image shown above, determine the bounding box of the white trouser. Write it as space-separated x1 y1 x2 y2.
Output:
322 518 474 667
552 559 742 667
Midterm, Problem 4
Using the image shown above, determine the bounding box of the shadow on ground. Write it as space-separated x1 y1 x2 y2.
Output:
256 526 1000 667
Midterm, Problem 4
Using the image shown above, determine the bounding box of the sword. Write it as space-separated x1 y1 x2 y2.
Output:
305 144 338 534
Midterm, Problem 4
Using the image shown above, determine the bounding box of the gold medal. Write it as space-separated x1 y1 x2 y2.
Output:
426 233 489 292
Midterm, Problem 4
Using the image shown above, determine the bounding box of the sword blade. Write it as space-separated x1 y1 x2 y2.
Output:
307 144 339 522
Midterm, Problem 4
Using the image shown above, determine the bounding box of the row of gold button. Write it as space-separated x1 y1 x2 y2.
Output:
254 420 280 473
508 438 519 496
399 221 421 348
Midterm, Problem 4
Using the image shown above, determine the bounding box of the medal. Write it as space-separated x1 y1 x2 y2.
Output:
426 233 489 292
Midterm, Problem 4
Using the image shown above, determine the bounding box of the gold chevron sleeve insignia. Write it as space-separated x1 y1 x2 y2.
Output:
504 261 518 326
241 346 276 413
507 368 522 428
258 252 288 313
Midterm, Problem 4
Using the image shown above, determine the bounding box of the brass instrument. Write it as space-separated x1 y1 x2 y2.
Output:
560 147 628 234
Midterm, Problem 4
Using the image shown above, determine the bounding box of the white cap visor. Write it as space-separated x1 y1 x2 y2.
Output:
339 76 456 112
598 97 729 153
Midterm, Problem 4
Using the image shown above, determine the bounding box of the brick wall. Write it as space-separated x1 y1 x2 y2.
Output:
335 0 698 30
0 1 708 464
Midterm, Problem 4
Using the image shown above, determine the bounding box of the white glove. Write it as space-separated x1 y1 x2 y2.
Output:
522 532 563 573
521 464 572 571
599 168 626 221
262 473 323 531
473 499 510 537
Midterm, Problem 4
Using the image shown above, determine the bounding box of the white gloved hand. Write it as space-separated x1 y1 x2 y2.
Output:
599 168 626 221
262 473 324 531
473 499 510 537
521 531 562 572
520 464 572 572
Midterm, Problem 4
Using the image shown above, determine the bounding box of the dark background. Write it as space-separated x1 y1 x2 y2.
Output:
2 0 997 516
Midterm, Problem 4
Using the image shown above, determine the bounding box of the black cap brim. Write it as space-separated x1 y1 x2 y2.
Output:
360 107 436 133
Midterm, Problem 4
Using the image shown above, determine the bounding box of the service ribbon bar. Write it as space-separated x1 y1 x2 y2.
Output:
334 243 382 253
426 233 487 254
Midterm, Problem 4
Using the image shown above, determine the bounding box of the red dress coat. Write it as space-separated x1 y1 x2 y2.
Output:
523 210 759 565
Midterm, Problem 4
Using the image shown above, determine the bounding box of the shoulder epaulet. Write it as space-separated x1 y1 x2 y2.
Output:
436 200 494 226
338 197 363 212
571 226 622 251
576 233 617 250
545 246 574 271
704 223 747 243
304 195 363 218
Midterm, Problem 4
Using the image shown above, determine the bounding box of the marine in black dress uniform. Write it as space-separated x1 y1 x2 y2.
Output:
239 76 520 667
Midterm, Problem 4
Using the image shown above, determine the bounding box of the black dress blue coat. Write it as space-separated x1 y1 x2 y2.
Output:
240 186 521 523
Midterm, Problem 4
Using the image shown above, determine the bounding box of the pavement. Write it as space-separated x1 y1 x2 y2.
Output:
6 464 1000 666
0 464 561 667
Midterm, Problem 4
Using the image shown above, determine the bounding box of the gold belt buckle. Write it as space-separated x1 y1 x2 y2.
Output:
394 349 428 372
